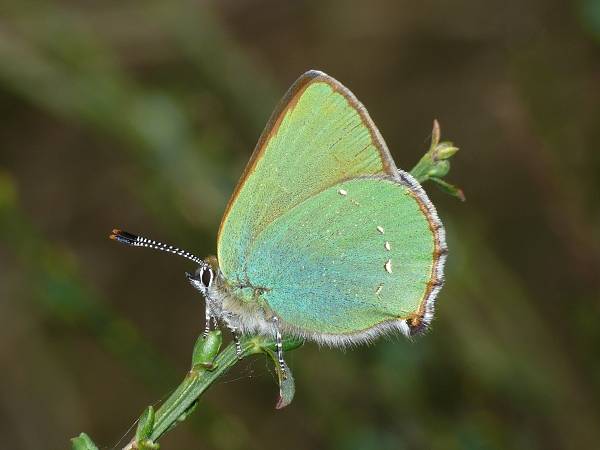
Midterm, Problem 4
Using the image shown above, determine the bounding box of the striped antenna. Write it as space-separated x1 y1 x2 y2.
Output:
110 229 205 266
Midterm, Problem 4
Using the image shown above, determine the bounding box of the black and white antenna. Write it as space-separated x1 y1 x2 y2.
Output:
110 229 204 266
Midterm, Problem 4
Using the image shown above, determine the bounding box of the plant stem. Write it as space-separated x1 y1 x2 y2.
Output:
121 334 303 450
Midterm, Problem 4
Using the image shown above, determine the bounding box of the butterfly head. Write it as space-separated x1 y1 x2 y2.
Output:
186 256 219 295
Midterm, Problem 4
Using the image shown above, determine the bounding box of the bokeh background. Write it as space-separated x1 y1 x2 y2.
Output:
1 1 599 449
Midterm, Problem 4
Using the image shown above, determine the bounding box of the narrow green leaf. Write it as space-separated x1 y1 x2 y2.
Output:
70 433 99 450
191 330 222 369
135 406 156 442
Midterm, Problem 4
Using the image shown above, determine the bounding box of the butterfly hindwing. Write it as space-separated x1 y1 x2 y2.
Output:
244 176 436 340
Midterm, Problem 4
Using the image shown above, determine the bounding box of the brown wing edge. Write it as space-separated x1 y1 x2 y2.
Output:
218 70 399 239
396 169 447 337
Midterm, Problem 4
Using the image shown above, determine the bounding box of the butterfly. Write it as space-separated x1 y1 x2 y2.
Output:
112 70 447 375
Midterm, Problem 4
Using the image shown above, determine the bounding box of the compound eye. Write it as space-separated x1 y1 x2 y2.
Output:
200 267 213 287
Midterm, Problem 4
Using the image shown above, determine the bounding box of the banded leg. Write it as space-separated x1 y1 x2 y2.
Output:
232 331 242 359
221 312 243 359
271 317 287 379
202 303 212 340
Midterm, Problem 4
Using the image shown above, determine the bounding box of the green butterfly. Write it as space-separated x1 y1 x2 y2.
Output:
112 70 446 373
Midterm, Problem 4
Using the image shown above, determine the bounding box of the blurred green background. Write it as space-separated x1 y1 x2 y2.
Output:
1 1 599 449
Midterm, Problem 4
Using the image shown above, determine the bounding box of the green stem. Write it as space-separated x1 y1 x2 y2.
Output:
410 120 464 200
151 339 238 441
121 334 303 450
410 154 435 184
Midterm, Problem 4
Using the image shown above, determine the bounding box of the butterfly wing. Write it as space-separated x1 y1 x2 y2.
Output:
219 71 398 284
217 71 445 340
244 175 445 343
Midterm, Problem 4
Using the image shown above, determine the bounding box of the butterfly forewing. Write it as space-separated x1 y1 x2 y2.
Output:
218 71 399 284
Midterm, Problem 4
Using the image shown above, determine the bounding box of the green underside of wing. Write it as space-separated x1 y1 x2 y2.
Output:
218 81 392 284
244 178 435 334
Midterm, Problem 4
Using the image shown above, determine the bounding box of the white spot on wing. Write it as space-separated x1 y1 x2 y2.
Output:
384 260 392 273
375 283 384 296
338 189 347 196
377 226 384 234
384 241 391 251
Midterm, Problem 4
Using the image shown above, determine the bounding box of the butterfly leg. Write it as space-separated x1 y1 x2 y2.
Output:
220 311 243 359
202 303 212 340
232 331 242 359
271 316 287 380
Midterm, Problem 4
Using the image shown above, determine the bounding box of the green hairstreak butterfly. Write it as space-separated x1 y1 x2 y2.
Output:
112 70 446 372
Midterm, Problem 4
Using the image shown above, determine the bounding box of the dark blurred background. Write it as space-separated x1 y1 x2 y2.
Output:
1 1 599 449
